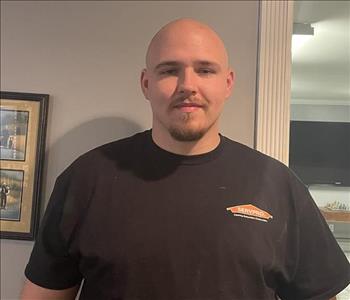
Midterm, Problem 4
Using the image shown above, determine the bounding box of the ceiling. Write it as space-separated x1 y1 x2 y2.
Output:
291 1 350 105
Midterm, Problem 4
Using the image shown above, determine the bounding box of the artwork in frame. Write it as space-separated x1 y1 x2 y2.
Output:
0 91 49 240
0 109 29 161
0 169 24 221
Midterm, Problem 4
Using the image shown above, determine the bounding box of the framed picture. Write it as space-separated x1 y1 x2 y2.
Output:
0 91 49 240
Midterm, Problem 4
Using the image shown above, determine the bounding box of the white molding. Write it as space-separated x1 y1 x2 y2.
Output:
291 98 350 106
255 0 294 166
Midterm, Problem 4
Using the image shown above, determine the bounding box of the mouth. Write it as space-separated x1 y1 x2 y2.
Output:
174 103 203 112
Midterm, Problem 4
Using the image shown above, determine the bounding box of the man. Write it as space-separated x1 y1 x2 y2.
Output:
22 19 349 300
0 182 10 209
1 125 10 148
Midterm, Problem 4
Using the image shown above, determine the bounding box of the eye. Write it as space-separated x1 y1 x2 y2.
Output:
198 68 216 75
159 69 178 76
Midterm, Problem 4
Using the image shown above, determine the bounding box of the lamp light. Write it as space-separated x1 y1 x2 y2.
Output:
292 23 314 54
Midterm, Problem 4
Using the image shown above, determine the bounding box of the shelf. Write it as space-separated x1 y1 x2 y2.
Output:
320 207 350 222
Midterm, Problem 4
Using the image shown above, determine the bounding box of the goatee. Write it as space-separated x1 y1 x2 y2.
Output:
168 127 206 141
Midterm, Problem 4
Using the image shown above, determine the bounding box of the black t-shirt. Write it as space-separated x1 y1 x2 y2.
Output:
25 130 350 300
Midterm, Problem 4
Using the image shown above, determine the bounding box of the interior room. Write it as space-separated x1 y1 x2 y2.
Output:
1 1 349 299
291 1 350 298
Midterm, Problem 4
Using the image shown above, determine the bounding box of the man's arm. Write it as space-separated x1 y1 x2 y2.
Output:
21 279 79 300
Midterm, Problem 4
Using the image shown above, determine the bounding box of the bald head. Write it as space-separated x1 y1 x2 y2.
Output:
145 18 229 70
140 18 235 150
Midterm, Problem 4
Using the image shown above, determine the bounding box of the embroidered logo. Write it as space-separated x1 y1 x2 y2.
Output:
226 204 273 223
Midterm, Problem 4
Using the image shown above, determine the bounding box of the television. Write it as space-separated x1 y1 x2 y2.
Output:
289 121 350 187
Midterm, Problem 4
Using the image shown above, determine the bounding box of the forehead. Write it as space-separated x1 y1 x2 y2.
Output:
146 24 228 69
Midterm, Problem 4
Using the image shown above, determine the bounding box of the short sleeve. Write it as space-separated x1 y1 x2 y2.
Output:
25 166 84 290
277 174 350 300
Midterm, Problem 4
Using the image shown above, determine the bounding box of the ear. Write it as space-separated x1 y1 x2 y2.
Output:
140 68 149 100
225 68 235 99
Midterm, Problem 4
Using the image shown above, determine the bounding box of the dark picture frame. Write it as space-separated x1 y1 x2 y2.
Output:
0 91 49 240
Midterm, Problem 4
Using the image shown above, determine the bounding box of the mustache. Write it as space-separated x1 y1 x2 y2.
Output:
171 93 207 108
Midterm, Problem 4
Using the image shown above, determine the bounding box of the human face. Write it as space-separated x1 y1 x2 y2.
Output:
141 21 234 143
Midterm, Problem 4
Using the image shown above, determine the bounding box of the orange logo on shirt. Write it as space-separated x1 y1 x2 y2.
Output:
226 204 273 222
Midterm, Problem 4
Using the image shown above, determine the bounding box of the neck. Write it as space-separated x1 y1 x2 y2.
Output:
151 126 221 156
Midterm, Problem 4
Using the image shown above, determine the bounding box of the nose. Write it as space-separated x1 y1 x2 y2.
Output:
177 68 198 96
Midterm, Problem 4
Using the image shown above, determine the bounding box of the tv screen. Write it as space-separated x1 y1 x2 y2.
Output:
289 121 350 187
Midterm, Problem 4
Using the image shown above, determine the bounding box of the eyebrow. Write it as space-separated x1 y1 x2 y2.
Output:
153 60 221 71
154 61 179 71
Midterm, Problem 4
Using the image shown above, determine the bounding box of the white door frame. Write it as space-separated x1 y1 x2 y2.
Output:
255 0 294 166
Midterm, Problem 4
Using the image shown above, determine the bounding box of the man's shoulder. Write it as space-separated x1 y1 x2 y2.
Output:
87 129 149 158
61 130 150 177
221 135 299 182
222 136 284 166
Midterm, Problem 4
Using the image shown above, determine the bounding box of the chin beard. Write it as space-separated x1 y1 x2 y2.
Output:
162 108 219 142
168 126 207 142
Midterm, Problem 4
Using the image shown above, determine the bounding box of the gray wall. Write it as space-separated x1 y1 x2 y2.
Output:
291 104 350 122
0 1 260 298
